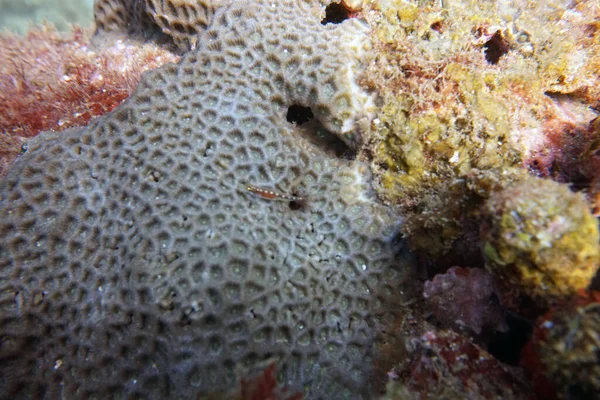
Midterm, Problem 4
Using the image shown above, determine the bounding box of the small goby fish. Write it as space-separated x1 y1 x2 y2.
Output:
245 184 305 202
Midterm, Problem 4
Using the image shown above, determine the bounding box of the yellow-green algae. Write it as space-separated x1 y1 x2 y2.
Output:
362 0 600 258
482 175 599 304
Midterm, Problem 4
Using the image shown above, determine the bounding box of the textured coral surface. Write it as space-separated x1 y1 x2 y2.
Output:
0 1 416 398
1 0 600 398
94 0 373 147
0 26 179 177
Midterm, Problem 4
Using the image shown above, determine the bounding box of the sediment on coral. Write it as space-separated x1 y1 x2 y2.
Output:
0 1 417 398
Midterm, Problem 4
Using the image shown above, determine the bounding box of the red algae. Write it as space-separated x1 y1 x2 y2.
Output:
240 364 302 400
424 266 508 335
383 329 531 399
198 363 304 400
0 25 179 177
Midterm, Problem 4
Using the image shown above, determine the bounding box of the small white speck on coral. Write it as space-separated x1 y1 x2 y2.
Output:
449 151 459 164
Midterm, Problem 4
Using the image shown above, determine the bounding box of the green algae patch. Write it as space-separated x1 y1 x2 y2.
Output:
482 175 599 304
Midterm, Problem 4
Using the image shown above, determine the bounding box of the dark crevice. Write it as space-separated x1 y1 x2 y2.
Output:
297 120 355 159
286 104 356 160
484 31 510 64
288 199 306 211
487 313 532 365
321 3 350 25
286 104 314 125
430 21 443 33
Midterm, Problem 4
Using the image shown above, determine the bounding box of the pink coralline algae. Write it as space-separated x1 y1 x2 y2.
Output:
383 329 531 399
424 267 508 335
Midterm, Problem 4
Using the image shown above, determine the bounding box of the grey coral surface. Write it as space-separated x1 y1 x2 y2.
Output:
94 0 232 52
0 1 414 399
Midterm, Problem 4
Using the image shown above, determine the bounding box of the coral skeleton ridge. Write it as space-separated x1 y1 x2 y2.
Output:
0 1 412 398
94 0 230 51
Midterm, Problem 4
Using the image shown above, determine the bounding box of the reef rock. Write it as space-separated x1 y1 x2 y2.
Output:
424 266 508 335
382 329 531 400
481 175 599 307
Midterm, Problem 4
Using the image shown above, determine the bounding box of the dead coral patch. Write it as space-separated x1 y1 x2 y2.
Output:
362 0 600 266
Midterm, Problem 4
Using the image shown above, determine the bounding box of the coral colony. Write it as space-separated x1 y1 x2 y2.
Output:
0 0 598 399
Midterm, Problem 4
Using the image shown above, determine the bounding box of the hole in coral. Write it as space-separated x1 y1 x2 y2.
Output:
286 105 314 126
288 201 301 211
430 21 443 33
286 105 355 159
296 120 356 160
321 2 350 25
484 31 509 65
288 199 307 211
487 313 532 366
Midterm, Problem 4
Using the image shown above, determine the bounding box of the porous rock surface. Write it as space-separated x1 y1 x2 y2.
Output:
0 1 412 398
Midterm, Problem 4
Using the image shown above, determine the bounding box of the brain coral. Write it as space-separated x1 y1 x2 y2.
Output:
0 1 413 398
94 0 230 52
